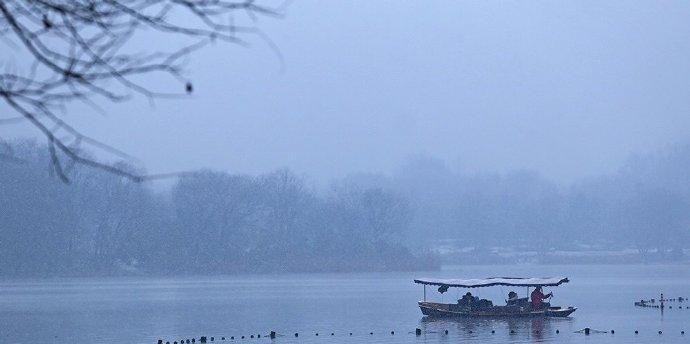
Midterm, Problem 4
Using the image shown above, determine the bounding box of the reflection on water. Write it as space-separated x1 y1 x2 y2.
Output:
420 316 570 342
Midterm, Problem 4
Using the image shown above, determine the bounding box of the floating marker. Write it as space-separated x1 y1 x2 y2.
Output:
510 330 515 334
200 337 206 343
556 330 559 334
444 330 448 335
491 330 495 334
330 333 334 336
635 330 638 334
611 330 615 334
158 340 164 344
659 331 662 334
390 331 394 335
294 333 298 338
270 331 276 339
415 328 422 336
584 328 591 335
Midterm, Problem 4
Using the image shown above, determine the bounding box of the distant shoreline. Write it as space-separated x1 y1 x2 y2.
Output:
437 248 690 265
5 259 690 280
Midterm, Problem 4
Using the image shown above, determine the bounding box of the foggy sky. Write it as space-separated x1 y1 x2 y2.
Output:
3 1 690 184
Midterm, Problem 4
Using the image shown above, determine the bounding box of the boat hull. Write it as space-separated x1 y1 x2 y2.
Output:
419 301 577 318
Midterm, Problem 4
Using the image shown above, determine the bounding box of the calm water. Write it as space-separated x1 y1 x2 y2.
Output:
1 265 689 344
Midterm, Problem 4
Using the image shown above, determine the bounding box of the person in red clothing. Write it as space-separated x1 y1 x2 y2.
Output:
531 286 552 310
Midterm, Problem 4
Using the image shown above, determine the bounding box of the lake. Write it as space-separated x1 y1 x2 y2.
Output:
1 264 689 344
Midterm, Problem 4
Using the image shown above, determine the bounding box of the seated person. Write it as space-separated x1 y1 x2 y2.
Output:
458 292 476 307
506 291 519 305
506 291 530 307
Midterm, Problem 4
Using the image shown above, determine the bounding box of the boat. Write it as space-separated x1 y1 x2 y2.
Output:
414 277 577 318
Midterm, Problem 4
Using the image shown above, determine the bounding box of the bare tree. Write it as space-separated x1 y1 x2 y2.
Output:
0 0 285 182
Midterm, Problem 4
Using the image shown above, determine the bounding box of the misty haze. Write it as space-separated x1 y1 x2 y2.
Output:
2 1 690 344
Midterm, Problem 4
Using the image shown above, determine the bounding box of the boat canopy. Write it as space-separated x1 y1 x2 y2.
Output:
413 277 569 288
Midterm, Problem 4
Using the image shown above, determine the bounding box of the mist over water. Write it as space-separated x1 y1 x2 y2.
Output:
3 1 690 344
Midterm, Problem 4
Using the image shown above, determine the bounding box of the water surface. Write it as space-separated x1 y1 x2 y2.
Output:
1 265 688 344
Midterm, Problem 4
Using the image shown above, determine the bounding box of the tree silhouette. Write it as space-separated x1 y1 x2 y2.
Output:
0 0 284 182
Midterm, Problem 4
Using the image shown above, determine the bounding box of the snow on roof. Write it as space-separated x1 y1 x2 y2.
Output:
413 277 569 288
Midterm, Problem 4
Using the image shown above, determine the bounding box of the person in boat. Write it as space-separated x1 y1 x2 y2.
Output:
530 286 552 310
507 291 518 305
459 292 478 307
507 290 529 307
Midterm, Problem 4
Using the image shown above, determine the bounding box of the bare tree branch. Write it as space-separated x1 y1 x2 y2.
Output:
0 0 285 182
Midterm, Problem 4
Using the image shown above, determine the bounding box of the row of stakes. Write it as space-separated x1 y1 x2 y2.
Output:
158 328 686 343
635 295 688 308
156 293 688 343
636 304 690 309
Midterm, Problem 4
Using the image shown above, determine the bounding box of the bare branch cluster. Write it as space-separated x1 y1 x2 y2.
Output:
0 0 283 182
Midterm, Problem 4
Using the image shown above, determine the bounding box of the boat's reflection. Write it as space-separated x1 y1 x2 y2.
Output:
420 316 572 342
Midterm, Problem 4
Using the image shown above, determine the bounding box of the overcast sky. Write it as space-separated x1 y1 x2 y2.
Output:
3 1 690 184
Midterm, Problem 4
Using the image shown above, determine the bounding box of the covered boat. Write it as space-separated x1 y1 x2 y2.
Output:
414 277 576 318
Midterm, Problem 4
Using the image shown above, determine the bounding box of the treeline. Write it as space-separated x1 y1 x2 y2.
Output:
384 145 690 256
0 142 437 277
3 141 690 276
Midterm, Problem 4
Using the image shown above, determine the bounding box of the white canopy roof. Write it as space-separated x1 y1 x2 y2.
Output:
413 277 569 288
